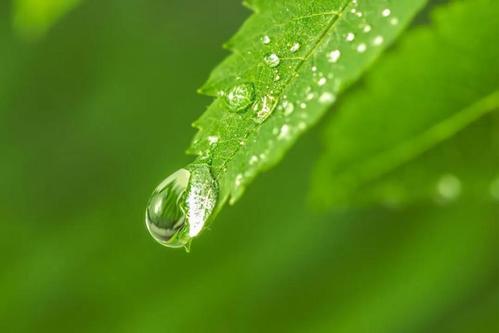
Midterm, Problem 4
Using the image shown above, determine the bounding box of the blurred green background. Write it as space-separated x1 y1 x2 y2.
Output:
0 1 497 332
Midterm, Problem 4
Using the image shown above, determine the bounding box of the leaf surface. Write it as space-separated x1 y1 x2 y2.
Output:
312 0 499 207
188 0 427 212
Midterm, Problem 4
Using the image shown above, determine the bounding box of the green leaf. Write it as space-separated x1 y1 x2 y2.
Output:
188 0 427 213
312 0 499 208
12 0 81 40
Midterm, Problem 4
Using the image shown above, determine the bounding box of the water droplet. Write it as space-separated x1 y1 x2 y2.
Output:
390 17 399 25
249 155 259 165
278 124 290 140
363 24 372 33
319 92 336 104
264 53 280 67
436 174 461 202
311 66 318 72
328 50 341 63
373 35 384 46
235 174 243 187
318 77 327 86
145 165 218 249
253 94 279 123
207 136 219 145
262 35 271 45
345 32 355 42
282 101 295 116
224 83 255 112
290 42 301 53
382 8 391 17
357 43 367 53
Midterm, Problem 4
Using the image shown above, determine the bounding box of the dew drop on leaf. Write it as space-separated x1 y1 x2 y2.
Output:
145 165 218 249
261 35 271 45
253 94 279 123
290 42 301 53
328 50 341 63
264 53 280 67
224 83 255 112
357 43 367 53
345 32 355 42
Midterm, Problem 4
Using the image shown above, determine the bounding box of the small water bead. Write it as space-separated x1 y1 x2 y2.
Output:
290 42 301 53
264 53 280 67
282 101 295 116
207 136 219 145
278 124 290 140
319 92 336 104
345 32 355 42
373 36 384 46
249 155 259 165
262 35 271 45
224 83 255 112
145 165 218 249
363 24 372 33
328 50 341 63
253 94 279 123
318 77 327 86
390 17 399 25
357 43 367 53
382 8 391 17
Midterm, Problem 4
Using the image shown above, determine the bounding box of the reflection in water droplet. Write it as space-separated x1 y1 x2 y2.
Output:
224 83 255 112
253 95 279 123
145 165 218 249
264 53 280 67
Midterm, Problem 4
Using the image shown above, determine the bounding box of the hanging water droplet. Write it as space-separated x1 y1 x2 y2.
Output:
253 94 279 123
145 165 218 249
224 83 255 112
264 53 280 67
290 42 301 53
